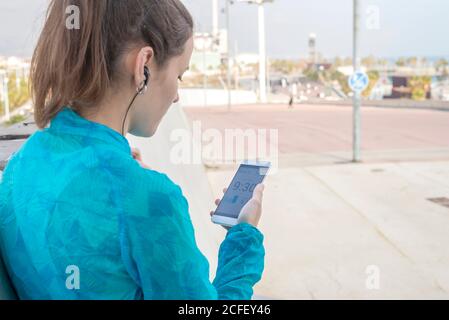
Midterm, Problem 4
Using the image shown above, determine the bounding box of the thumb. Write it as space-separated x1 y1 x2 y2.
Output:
252 184 265 202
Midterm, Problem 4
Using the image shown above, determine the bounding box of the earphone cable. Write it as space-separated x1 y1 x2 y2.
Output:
121 91 140 136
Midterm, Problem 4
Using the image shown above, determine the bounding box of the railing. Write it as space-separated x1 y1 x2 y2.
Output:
0 118 35 171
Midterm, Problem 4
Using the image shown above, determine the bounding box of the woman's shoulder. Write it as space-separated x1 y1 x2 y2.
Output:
96 149 185 201
110 159 189 221
82 149 189 220
5 129 187 210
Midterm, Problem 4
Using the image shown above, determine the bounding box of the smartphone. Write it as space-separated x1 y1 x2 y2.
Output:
211 161 271 228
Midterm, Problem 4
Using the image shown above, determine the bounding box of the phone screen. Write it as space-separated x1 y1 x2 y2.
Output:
214 163 269 219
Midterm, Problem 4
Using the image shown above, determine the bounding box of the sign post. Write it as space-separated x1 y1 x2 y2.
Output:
350 0 365 163
348 70 368 163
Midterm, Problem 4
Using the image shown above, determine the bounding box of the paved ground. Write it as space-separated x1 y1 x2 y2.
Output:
186 104 449 299
184 104 449 164
207 161 449 299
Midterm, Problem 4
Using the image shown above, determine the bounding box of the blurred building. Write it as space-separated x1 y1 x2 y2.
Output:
383 68 436 100
308 33 317 65
190 30 228 75
306 33 328 71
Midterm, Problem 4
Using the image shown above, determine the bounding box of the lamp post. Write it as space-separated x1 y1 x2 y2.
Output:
352 0 361 162
0 70 10 122
257 2 267 103
225 0 232 111
194 28 213 108
202 33 208 107
236 0 273 104
212 0 219 38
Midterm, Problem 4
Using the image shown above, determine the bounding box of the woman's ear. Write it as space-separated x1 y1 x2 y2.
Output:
134 46 154 88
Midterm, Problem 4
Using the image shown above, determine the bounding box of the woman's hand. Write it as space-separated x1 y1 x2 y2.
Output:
237 183 264 227
131 148 151 169
210 184 265 231
210 188 231 231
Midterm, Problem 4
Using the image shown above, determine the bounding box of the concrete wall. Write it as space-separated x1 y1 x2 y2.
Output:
179 88 257 107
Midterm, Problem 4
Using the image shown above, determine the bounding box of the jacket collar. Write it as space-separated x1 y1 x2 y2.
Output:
49 106 131 155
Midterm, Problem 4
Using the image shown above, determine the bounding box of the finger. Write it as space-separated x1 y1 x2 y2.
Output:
256 183 265 192
222 188 227 194
131 148 142 160
252 184 264 203
252 184 265 201
210 211 214 216
215 199 221 206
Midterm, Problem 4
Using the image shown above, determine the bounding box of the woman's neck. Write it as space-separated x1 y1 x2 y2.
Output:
78 91 132 137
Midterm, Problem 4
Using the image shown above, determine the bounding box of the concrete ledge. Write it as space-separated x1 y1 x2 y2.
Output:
0 115 35 171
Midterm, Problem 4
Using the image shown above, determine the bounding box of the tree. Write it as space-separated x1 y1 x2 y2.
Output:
409 76 431 101
0 72 30 115
395 57 407 67
406 57 418 67
361 55 376 68
361 71 380 98
435 58 449 72
343 57 353 66
333 57 342 68
270 59 298 75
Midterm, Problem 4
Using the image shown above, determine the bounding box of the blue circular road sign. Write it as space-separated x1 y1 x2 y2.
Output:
348 71 369 93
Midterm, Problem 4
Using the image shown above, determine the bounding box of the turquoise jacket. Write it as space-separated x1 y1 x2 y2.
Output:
0 106 265 300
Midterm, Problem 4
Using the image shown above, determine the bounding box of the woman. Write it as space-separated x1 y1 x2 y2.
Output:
0 0 265 299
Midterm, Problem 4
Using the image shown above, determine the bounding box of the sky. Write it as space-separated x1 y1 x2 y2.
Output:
0 0 448 60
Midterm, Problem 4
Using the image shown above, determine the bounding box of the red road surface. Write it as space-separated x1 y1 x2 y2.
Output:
184 104 449 155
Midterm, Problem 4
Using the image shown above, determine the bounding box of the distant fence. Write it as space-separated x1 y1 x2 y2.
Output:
179 88 257 107
283 98 449 111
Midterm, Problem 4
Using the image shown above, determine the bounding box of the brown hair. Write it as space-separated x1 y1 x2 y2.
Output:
31 0 194 129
